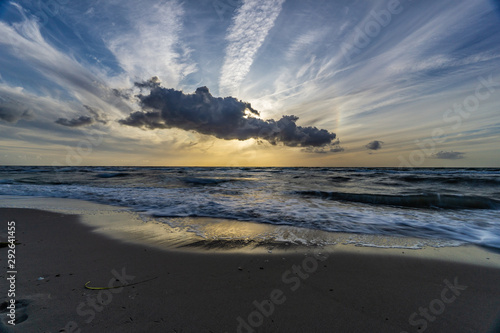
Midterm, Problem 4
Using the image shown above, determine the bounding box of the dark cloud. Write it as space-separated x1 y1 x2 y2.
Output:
119 79 337 148
330 146 345 153
365 140 384 150
134 75 162 89
55 105 108 127
0 106 33 123
431 151 465 160
55 115 94 127
302 140 344 153
83 105 108 124
302 147 328 154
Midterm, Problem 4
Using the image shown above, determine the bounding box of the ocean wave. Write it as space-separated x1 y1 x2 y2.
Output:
294 191 500 210
329 176 351 182
2 167 500 250
397 174 500 185
181 177 238 186
54 167 94 173
95 172 130 178
15 179 74 185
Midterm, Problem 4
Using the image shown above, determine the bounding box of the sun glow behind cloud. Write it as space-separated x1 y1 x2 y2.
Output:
0 0 499 166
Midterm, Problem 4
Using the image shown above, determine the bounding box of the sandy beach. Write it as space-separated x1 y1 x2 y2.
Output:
1 207 500 332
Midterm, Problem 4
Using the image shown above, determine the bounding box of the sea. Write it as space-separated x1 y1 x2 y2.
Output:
1 166 499 250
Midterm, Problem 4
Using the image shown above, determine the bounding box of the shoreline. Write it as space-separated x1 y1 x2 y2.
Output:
1 207 500 332
1 195 498 261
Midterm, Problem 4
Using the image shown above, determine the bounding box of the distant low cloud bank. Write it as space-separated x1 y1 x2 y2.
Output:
431 151 465 160
119 78 337 148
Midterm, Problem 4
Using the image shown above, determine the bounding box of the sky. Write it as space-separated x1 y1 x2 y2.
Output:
0 0 499 167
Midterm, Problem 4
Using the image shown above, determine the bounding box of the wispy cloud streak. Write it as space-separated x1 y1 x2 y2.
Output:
104 0 196 88
219 0 285 96
0 5 133 120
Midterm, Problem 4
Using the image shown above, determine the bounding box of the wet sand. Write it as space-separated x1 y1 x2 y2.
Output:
1 207 500 332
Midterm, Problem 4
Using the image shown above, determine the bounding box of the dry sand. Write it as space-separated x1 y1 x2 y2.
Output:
1 207 500 332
